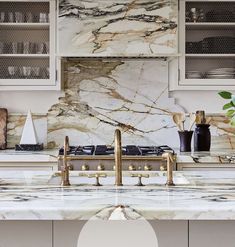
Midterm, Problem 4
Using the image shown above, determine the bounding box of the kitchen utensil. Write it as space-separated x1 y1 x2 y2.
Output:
0 108 7 150
173 113 185 131
189 113 196 131
206 117 212 124
196 111 206 124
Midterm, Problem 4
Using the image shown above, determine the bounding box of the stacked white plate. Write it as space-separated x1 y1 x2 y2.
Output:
206 68 235 79
186 71 203 79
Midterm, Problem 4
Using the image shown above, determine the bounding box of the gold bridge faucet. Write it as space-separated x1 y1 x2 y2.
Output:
114 129 123 186
61 136 71 186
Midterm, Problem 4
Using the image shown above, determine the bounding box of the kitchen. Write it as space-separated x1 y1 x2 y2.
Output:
0 0 235 246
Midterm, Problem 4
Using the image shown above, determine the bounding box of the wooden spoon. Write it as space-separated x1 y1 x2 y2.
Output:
188 113 196 131
173 113 185 131
178 112 186 131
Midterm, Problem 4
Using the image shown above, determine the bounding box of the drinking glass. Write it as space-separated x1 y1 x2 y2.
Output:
0 42 4 54
15 12 24 23
23 41 34 54
25 12 33 23
31 67 40 78
8 66 18 78
8 12 14 22
11 42 18 54
0 12 5 23
22 66 32 78
39 13 47 23
45 42 49 54
36 42 44 54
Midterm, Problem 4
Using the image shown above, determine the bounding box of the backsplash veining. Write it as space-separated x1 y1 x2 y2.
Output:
47 59 182 148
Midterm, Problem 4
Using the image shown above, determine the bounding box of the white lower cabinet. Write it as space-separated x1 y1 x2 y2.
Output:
189 221 235 247
53 220 188 247
0 221 52 247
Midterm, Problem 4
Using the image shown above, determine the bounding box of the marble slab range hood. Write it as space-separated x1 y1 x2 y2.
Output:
57 0 179 58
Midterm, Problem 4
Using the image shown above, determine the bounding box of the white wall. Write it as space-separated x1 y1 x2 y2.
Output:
0 91 62 113
171 91 229 114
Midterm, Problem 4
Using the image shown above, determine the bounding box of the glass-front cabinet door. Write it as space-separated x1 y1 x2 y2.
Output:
178 0 235 90
0 0 56 90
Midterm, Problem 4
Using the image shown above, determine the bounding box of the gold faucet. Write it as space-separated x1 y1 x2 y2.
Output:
61 136 71 186
162 152 175 186
114 129 123 186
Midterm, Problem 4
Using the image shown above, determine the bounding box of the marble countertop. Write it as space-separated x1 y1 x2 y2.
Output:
1 170 235 220
176 149 235 163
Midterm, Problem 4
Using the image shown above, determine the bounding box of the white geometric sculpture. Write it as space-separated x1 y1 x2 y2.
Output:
20 110 38 145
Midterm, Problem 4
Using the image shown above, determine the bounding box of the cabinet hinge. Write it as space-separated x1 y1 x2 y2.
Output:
178 69 180 81
178 0 180 10
56 70 58 81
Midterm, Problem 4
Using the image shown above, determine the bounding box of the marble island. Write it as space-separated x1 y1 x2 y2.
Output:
1 170 235 221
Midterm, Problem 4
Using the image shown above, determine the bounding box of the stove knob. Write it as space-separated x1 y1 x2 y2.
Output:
68 163 74 170
144 165 152 171
82 164 89 171
160 165 167 171
128 165 136 171
97 164 105 171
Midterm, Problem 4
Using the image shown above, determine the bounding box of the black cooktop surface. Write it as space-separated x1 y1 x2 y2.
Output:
59 145 174 156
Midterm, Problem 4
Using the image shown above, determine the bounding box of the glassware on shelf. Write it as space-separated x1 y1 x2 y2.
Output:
15 12 24 23
8 12 14 22
36 42 45 54
7 66 18 78
25 12 33 23
23 41 34 54
39 13 48 23
20 66 32 78
0 42 4 54
45 42 49 54
0 12 5 23
31 67 40 78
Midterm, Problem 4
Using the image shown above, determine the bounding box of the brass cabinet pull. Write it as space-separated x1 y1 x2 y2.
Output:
131 174 150 186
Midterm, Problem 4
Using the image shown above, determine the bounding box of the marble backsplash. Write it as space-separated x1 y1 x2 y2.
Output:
5 59 235 150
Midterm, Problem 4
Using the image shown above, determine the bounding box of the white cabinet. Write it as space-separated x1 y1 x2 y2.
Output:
54 220 188 247
0 221 52 247
172 0 235 90
0 0 59 90
189 221 235 247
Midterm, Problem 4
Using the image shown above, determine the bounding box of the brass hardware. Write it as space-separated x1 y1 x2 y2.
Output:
68 163 74 170
144 164 152 171
114 129 123 186
137 165 142 171
162 152 175 186
131 174 150 186
160 164 167 171
61 136 71 186
97 163 105 171
81 164 89 171
87 173 107 186
128 164 136 171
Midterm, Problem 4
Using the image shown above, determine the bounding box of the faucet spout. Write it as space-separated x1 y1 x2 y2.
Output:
114 129 123 186
61 136 71 186
162 152 175 186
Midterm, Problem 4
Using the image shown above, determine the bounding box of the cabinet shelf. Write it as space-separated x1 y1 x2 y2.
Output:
186 54 235 58
0 23 50 30
0 54 50 58
186 22 235 30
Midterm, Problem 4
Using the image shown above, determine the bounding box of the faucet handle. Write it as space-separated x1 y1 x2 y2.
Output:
87 173 107 186
131 173 150 186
